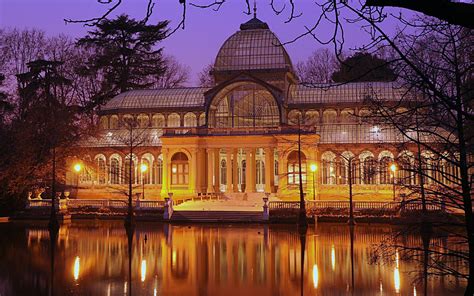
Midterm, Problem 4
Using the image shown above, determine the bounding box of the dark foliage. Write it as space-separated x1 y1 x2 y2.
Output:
331 52 397 83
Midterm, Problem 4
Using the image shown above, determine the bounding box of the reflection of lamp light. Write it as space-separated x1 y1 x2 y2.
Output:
312 264 319 288
413 285 417 296
331 245 336 271
394 267 400 293
73 163 82 172
141 259 147 282
73 256 80 281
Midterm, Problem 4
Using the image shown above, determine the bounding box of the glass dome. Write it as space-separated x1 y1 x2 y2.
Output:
208 82 280 128
214 18 293 72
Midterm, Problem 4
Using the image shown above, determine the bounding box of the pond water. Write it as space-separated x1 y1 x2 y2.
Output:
0 221 466 296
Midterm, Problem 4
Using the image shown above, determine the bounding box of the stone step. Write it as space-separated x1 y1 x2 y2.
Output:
170 210 263 222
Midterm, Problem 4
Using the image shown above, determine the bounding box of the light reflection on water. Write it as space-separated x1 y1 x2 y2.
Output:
0 221 466 296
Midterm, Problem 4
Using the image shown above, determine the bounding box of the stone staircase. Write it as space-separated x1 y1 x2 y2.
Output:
170 210 264 222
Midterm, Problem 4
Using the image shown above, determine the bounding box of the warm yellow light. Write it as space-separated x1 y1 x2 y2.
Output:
73 256 80 281
390 163 397 173
141 259 147 282
172 167 177 174
331 245 336 271
73 163 82 173
310 163 317 172
140 163 148 173
394 267 400 293
312 264 319 288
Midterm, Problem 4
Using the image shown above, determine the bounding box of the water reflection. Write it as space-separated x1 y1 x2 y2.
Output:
0 221 466 296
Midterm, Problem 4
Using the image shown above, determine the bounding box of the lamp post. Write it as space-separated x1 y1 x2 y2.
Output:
73 163 82 198
310 163 317 200
140 163 148 200
390 163 397 201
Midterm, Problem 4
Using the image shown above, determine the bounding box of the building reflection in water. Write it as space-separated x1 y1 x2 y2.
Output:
0 221 466 295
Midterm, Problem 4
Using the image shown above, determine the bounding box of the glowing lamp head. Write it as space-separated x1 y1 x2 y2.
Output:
172 167 177 173
140 163 148 173
73 163 82 172
390 163 397 173
310 163 317 172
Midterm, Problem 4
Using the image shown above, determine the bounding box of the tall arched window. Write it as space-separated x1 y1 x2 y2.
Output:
340 109 354 123
321 151 336 185
340 151 355 185
80 155 93 183
124 154 137 184
360 152 377 185
198 113 206 126
141 153 154 185
95 155 107 185
110 155 121 184
209 82 280 128
154 154 163 185
184 112 197 127
171 152 189 185
398 151 414 185
168 113 181 127
256 159 265 189
220 159 227 185
379 156 393 184
287 151 306 185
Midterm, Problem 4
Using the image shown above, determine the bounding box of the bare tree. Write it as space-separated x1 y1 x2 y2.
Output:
151 54 190 88
197 63 214 87
295 48 339 84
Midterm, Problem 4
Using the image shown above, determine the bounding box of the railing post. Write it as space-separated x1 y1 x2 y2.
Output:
263 193 270 221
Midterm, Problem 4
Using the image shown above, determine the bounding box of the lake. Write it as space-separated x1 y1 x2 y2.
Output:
0 221 466 295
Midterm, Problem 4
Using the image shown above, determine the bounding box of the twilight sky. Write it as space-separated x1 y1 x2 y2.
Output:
0 0 407 85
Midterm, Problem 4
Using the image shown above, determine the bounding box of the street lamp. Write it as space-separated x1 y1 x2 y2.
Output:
310 163 317 200
140 163 148 200
390 163 397 201
73 163 82 198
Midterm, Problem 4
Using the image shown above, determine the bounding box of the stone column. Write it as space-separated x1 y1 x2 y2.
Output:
232 149 239 192
277 148 287 195
160 148 169 198
206 148 214 193
246 148 256 193
190 148 198 194
226 149 233 193
214 148 220 192
264 147 275 193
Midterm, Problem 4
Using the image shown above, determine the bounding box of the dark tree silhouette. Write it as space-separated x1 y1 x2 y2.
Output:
331 52 397 83
77 14 169 106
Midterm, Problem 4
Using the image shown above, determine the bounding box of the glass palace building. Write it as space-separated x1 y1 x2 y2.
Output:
69 17 453 201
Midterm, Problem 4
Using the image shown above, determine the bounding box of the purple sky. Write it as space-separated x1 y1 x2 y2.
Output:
0 0 407 85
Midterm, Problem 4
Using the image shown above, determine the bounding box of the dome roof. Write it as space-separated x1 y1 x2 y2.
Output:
214 17 293 72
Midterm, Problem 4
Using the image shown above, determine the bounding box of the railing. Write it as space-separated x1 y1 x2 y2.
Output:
268 201 301 210
27 199 165 210
27 199 52 208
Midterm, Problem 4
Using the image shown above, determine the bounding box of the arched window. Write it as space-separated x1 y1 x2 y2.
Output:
99 116 108 129
358 108 371 123
209 82 280 128
379 156 393 184
288 110 302 125
340 109 354 123
256 159 265 187
287 151 306 185
154 154 163 185
80 155 93 183
184 112 197 127
168 113 181 127
137 114 149 128
321 151 336 185
323 109 337 124
110 115 119 129
124 154 137 184
421 151 434 185
359 151 376 185
141 153 154 185
220 159 227 185
274 159 279 184
398 151 414 185
95 154 107 185
340 151 355 185
198 113 206 126
240 160 246 189
109 154 121 184
152 114 165 128
304 110 320 126
171 152 189 185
